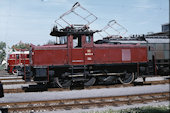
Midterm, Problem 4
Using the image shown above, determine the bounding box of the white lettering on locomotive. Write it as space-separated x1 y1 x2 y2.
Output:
87 57 92 60
85 53 93 56
72 60 84 62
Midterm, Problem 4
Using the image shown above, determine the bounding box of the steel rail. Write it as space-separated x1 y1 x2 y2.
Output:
3 88 25 93
1 81 34 85
0 92 169 112
0 78 22 81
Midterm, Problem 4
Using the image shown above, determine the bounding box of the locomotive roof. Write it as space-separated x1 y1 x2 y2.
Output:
146 38 170 43
95 35 169 44
50 26 96 37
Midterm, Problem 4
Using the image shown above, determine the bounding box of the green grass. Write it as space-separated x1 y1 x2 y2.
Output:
81 106 170 113
119 106 170 113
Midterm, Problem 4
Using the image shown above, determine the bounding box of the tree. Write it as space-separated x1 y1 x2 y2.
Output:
0 41 6 64
12 41 30 51
45 40 56 45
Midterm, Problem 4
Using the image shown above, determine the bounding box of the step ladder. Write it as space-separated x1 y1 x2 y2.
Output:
70 65 87 76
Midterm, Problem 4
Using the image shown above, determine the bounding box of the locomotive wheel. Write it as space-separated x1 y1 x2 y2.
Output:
118 73 135 84
12 69 18 75
55 77 71 88
84 77 96 86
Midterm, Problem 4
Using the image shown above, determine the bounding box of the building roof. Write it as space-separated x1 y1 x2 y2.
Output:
146 31 169 36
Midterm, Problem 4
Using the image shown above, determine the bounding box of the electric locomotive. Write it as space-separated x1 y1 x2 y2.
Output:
25 25 148 87
24 2 149 88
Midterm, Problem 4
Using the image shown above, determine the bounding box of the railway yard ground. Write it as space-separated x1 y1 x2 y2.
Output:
0 70 169 113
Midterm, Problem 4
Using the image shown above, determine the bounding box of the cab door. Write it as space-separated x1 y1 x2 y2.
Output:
71 35 84 65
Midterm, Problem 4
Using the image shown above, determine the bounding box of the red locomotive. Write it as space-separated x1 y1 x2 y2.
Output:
7 50 29 75
23 2 149 88
27 28 147 87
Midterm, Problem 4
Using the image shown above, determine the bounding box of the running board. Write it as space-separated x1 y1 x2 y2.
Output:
68 73 124 77
91 73 124 76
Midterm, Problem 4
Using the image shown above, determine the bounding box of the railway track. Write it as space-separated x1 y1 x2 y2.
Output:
1 81 31 85
3 79 170 93
0 77 22 81
0 75 18 77
2 81 25 85
1 81 35 85
0 92 169 113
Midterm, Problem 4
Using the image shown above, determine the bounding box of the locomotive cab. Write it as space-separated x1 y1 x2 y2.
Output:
50 25 96 66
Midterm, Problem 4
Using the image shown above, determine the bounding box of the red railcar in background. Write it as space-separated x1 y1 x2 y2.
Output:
7 50 29 75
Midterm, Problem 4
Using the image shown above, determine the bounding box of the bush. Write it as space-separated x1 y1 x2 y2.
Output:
120 106 170 113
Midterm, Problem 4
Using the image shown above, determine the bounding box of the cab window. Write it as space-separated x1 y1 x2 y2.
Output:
73 36 82 48
56 36 67 44
86 36 91 43
16 54 19 59
27 54 29 58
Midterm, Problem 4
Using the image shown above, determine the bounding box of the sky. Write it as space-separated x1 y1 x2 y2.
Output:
0 0 169 47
